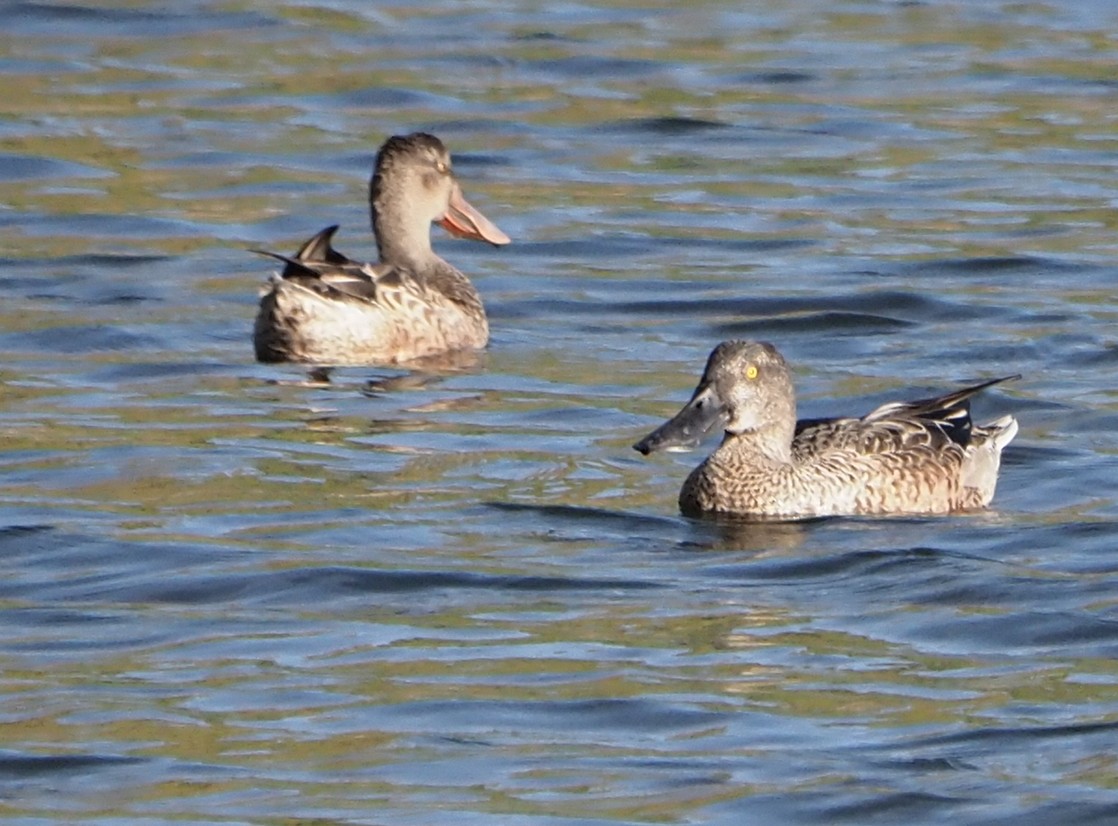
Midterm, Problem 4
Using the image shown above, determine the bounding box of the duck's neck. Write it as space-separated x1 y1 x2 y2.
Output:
721 421 795 466
371 199 437 272
372 200 482 311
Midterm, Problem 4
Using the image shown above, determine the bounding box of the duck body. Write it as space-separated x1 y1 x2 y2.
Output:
254 225 490 364
253 133 509 366
634 340 1019 519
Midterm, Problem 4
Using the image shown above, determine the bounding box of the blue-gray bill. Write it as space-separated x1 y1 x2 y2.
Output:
633 383 729 455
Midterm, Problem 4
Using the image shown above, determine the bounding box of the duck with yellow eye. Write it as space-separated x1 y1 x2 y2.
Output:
633 340 1019 519
253 132 510 366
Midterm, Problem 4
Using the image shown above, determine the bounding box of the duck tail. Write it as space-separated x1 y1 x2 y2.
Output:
962 414 1019 506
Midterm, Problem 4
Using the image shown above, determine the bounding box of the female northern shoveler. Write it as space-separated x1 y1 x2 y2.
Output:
253 132 510 365
634 340 1019 519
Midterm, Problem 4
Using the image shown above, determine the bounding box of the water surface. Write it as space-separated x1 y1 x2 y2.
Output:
2 1 1118 823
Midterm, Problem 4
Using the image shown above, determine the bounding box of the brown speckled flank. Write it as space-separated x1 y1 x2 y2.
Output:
253 133 509 366
635 340 1018 519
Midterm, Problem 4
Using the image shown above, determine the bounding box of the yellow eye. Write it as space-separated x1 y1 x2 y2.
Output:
435 161 449 174
745 364 758 380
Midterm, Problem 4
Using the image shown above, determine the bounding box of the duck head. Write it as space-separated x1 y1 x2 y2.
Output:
634 340 796 456
369 132 510 261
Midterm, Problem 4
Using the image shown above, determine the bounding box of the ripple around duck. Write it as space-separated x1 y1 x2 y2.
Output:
598 115 735 135
8 1 274 35
0 154 115 182
0 324 164 354
714 309 913 337
252 565 666 601
3 1 1118 823
913 610 1118 656
902 255 1082 277
487 500 678 532
2 211 200 240
375 696 730 737
497 234 814 263
0 752 145 777
904 717 1118 753
0 525 665 608
526 288 1000 328
528 55 666 80
735 70 819 85
700 544 950 584
323 87 468 110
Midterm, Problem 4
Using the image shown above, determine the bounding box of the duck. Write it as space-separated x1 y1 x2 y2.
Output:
253 132 510 365
633 340 1019 519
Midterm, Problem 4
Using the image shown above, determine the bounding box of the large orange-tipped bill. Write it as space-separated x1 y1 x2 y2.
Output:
439 184 511 246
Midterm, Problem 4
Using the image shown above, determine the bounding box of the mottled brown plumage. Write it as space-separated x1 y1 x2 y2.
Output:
634 340 1019 519
253 133 509 365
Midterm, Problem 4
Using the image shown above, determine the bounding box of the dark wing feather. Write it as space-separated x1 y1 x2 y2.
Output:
252 225 396 302
291 225 350 266
793 375 1019 459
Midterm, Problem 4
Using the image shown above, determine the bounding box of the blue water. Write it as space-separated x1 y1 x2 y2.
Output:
1 1 1118 823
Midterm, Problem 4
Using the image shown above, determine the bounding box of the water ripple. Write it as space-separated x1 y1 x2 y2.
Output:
0 0 1116 822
